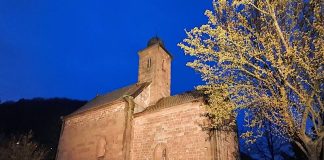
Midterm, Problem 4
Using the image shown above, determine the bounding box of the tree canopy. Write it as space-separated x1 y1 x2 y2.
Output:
179 0 323 159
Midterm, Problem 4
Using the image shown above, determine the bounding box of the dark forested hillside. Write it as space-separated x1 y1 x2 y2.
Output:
0 98 86 159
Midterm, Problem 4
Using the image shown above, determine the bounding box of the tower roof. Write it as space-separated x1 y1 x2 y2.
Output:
147 36 164 47
141 37 172 59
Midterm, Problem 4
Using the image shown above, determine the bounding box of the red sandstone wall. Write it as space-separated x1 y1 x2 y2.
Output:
131 101 212 160
57 102 126 160
212 130 238 160
138 44 171 106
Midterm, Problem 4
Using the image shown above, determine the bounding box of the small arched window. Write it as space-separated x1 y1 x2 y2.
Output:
154 143 167 160
96 137 106 159
147 58 152 68
162 60 165 71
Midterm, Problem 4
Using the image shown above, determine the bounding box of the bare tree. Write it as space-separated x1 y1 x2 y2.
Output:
0 131 48 160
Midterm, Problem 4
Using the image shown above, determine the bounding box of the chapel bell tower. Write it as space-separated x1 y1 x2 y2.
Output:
138 37 172 105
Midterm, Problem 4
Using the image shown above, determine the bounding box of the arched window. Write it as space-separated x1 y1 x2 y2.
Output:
147 58 152 68
162 60 165 71
96 137 106 159
153 143 167 160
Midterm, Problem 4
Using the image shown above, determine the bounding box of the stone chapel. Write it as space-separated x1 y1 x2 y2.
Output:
56 38 238 160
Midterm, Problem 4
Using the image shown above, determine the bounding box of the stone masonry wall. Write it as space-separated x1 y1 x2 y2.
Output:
131 101 212 160
212 130 238 160
57 102 126 160
138 44 171 106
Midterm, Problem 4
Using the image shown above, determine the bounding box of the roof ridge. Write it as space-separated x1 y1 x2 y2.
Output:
66 82 151 118
134 90 204 117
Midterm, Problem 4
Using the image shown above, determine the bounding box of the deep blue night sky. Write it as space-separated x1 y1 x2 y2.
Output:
0 0 212 101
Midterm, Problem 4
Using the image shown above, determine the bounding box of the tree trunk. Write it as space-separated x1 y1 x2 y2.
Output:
321 139 324 159
305 141 323 160
308 152 319 160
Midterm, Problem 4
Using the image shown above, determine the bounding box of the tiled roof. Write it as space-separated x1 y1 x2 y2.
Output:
139 43 173 59
135 90 205 117
68 82 150 117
